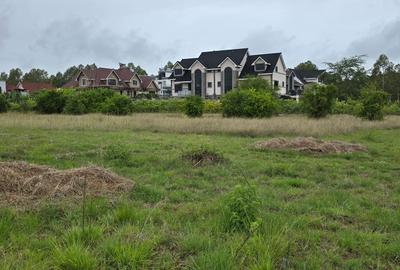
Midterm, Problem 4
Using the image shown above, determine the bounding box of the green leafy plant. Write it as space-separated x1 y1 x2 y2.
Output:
64 93 87 115
34 90 67 114
104 143 131 162
301 84 336 118
359 85 388 120
53 242 96 270
221 89 278 118
223 184 261 233
101 95 132 115
185 96 204 118
0 94 9 113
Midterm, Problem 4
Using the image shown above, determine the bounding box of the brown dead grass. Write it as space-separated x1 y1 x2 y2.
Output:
0 113 400 136
254 137 367 154
0 162 133 205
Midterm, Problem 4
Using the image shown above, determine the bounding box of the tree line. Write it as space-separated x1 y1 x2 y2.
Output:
0 63 148 88
295 54 400 102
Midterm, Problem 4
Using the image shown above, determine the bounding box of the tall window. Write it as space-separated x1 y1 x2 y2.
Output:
208 82 212 88
82 79 86 86
224 67 233 92
275 66 278 72
194 69 202 96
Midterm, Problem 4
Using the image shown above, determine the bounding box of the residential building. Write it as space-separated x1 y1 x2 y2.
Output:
156 68 173 97
0 81 5 94
286 69 326 96
138 75 160 95
6 81 53 95
169 48 288 98
63 65 159 97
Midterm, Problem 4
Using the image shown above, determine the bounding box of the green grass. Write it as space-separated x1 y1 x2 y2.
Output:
0 116 400 269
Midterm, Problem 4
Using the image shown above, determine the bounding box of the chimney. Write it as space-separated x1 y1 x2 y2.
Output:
119 63 126 69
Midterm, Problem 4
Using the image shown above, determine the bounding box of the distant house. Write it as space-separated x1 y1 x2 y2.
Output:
155 68 173 97
169 48 288 98
139 75 160 95
286 69 326 96
63 65 159 98
6 81 53 95
0 81 5 94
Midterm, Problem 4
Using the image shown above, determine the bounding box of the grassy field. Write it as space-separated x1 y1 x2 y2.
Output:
0 113 400 269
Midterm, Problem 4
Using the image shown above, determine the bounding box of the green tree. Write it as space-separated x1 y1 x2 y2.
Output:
239 76 277 96
127 63 147 75
51 72 65 88
371 54 400 102
22 68 49 83
323 55 368 100
295 60 318 71
164 61 174 70
301 84 337 118
0 72 8 81
7 68 23 85
359 84 388 121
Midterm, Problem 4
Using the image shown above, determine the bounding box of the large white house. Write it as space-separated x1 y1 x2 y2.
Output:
155 68 173 97
0 81 5 94
169 48 288 98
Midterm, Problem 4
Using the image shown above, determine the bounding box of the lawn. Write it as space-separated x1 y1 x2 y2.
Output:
0 113 399 269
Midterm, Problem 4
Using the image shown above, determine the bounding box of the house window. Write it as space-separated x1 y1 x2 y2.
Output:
174 68 183 76
208 82 212 88
217 81 221 87
282 81 285 87
108 79 117 86
100 79 107 85
275 66 278 72
175 84 182 92
82 79 86 86
132 80 138 86
274 81 279 88
255 63 266 72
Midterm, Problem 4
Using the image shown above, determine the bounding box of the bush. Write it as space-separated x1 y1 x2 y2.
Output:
53 242 96 270
221 89 278 118
383 102 400 115
239 76 278 96
204 100 222 113
104 143 131 161
64 94 87 115
277 99 303 114
101 95 132 115
131 99 186 113
301 84 336 118
223 184 261 233
332 99 362 115
0 94 8 113
79 89 116 113
185 96 204 117
35 90 67 114
359 85 388 121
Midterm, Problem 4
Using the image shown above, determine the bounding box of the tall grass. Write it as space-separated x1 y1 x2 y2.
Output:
1 113 400 136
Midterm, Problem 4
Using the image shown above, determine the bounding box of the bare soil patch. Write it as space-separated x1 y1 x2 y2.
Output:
254 137 367 154
0 162 133 205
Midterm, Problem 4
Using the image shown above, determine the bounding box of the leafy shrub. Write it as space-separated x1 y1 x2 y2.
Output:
359 85 388 120
35 90 67 114
185 96 204 117
0 94 8 113
301 84 336 118
223 184 261 233
277 99 303 114
239 76 278 96
79 89 116 113
64 94 87 115
221 89 278 118
101 95 132 115
204 100 222 113
131 99 186 113
383 102 400 115
332 99 362 115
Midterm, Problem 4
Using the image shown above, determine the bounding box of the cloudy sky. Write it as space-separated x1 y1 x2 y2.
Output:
0 0 400 75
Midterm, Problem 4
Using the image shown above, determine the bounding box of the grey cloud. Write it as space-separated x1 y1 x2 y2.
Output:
347 19 400 61
0 6 10 47
34 17 175 72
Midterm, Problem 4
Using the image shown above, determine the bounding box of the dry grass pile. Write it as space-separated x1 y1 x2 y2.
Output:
254 137 367 154
0 162 133 205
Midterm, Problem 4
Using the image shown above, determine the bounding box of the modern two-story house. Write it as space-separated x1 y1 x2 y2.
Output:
169 48 288 98
64 65 159 97
286 69 326 96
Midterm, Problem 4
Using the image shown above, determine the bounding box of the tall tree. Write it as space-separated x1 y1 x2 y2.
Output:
324 55 368 100
164 61 174 70
371 54 400 101
295 61 318 71
22 68 49 83
127 62 147 75
50 72 64 88
0 72 8 81
7 68 23 85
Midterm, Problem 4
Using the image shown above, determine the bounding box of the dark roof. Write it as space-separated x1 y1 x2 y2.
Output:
240 53 282 78
179 58 197 69
197 48 248 68
169 70 192 82
293 69 326 80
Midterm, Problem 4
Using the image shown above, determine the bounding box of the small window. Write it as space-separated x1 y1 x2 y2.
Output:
174 69 183 76
175 84 182 92
208 82 212 88
132 80 138 86
275 66 278 72
82 79 86 86
217 81 221 87
108 79 117 86
100 79 107 85
255 63 266 72
282 81 285 87
274 81 279 87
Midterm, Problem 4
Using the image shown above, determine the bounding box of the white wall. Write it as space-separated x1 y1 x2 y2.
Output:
272 56 287 95
0 81 5 94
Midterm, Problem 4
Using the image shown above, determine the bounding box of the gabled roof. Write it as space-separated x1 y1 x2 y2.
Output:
240 53 282 77
197 48 248 68
179 58 197 69
293 69 326 80
139 75 159 90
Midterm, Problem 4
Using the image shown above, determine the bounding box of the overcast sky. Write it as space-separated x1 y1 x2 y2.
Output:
1 0 400 75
